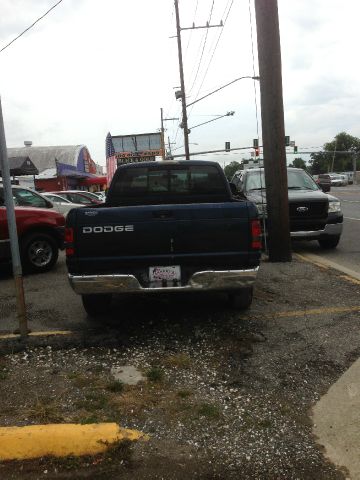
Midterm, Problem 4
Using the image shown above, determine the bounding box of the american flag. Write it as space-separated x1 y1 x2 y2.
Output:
105 132 117 186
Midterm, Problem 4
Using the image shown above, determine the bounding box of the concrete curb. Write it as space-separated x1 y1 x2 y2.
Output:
0 423 148 461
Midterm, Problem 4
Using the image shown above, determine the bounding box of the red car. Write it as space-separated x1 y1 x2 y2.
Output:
0 185 65 273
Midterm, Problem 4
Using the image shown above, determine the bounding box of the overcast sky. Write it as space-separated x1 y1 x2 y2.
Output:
1 0 360 167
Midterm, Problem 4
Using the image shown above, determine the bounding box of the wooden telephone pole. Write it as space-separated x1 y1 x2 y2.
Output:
254 0 292 262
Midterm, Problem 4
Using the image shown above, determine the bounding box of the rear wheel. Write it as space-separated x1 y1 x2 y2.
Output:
21 233 58 273
82 294 112 317
318 235 340 249
228 287 253 310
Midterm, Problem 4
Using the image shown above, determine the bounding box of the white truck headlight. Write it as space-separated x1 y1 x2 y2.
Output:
328 201 341 213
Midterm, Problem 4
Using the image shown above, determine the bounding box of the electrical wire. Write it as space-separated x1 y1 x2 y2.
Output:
188 0 234 119
0 0 64 54
183 0 199 61
248 0 267 252
187 0 215 96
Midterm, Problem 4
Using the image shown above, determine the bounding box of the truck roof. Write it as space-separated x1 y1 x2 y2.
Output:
116 160 220 169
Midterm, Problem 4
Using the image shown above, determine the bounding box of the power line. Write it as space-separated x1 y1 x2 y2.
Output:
248 0 260 140
188 0 234 118
187 0 215 96
0 0 64 54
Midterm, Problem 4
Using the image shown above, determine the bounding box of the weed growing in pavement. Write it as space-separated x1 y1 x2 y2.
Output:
164 353 191 369
76 392 109 412
24 397 63 423
197 403 221 419
78 415 100 424
146 367 164 383
177 389 193 399
106 380 124 393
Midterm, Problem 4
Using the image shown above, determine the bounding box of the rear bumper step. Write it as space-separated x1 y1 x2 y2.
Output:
68 268 259 295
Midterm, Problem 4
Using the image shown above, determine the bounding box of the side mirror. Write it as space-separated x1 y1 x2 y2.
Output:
45 199 54 208
229 182 238 195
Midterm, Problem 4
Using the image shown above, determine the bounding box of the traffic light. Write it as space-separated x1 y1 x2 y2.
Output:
294 146 298 154
285 136 290 146
253 138 259 148
225 141 230 152
255 148 260 157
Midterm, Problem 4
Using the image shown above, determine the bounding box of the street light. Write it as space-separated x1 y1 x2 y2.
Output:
172 142 199 152
189 111 235 131
187 76 260 108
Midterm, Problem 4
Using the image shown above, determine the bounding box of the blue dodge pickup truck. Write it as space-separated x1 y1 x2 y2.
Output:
65 160 261 317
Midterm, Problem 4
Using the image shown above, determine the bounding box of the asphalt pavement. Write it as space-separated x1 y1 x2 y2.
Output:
293 184 360 276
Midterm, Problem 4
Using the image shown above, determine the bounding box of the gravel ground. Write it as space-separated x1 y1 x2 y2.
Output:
1 257 360 479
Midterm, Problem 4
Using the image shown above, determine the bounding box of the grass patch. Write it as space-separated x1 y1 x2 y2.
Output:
78 415 100 424
164 353 191 369
177 389 193 399
146 367 164 383
76 392 109 412
197 403 221 419
24 397 63 423
0 368 8 381
106 380 124 393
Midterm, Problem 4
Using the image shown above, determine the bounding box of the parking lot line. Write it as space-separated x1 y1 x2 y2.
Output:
272 305 360 319
294 253 360 282
0 423 148 461
344 217 360 221
0 330 73 340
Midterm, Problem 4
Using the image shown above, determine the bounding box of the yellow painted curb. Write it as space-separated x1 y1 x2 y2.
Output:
0 330 73 340
0 423 148 461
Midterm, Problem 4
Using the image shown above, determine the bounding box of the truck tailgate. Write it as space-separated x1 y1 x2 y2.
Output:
67 202 257 274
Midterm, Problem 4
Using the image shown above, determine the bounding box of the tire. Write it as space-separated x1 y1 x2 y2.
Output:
228 287 253 310
82 294 112 317
21 233 58 273
318 235 340 249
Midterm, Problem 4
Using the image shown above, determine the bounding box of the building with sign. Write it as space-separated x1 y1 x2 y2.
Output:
106 132 163 185
7 143 106 192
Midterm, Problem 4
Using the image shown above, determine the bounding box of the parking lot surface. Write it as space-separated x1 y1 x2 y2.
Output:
1 253 360 479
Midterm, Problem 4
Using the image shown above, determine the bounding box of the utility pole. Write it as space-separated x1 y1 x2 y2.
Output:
255 0 292 262
160 108 165 160
174 0 190 160
0 97 28 336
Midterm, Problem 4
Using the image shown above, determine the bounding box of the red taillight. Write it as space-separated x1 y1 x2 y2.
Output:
65 227 74 256
251 219 262 250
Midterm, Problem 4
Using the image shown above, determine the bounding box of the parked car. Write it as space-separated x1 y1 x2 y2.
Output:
65 160 262 317
313 174 331 192
231 167 343 249
0 185 65 272
92 191 106 201
328 173 343 187
340 172 354 184
49 191 102 206
42 193 83 217
339 174 349 186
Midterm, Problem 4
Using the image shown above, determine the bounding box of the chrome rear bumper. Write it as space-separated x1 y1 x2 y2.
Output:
69 267 259 295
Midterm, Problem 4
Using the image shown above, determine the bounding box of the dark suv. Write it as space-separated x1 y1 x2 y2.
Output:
231 167 343 249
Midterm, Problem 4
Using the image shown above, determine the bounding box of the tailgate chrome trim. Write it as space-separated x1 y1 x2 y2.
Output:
68 268 259 295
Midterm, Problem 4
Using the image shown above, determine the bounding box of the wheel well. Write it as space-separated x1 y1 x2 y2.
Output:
20 227 60 247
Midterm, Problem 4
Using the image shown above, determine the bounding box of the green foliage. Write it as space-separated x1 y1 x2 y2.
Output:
224 161 242 180
288 158 307 170
309 132 360 174
146 367 164 383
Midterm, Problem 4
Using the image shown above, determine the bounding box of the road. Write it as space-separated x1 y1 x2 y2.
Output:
293 184 360 276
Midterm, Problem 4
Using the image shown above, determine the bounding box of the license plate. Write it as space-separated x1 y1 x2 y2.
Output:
149 265 181 282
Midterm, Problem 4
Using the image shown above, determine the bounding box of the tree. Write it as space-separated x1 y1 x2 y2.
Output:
288 158 307 170
224 161 242 180
309 132 360 174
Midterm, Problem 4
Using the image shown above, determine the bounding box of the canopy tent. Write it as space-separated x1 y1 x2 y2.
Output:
0 156 39 176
